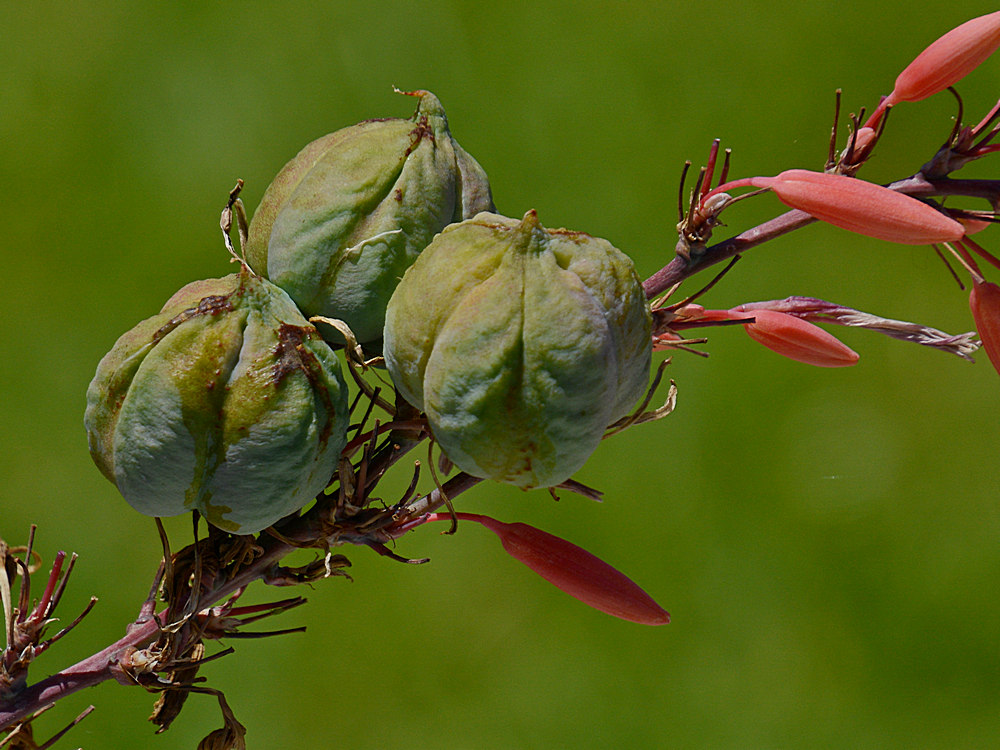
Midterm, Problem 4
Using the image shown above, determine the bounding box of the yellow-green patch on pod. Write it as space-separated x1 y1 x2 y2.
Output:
85 270 349 534
245 90 494 349
383 210 652 489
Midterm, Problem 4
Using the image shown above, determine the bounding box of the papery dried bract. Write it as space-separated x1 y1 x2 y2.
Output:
384 210 651 489
245 90 494 348
751 170 965 244
970 279 1000 376
85 271 350 534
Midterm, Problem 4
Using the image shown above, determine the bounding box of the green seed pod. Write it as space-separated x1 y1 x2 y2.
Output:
85 270 349 534
245 90 494 348
383 210 652 489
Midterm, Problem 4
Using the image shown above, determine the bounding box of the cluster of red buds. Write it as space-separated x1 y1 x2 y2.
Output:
658 10 1000 377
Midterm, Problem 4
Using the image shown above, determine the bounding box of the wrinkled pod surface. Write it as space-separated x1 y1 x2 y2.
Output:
384 210 652 489
85 270 349 534
246 90 494 350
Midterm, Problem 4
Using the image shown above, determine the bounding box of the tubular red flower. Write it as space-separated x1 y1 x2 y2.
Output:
750 170 965 245
426 513 669 625
735 309 860 368
970 279 1000 376
886 11 1000 107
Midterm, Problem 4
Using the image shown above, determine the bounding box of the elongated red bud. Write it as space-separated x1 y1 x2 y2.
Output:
887 11 1000 107
970 279 1000 376
736 309 859 367
750 170 965 245
427 513 669 625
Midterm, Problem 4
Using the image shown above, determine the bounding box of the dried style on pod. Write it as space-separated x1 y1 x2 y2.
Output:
384 210 652 489
245 90 494 349
85 270 349 534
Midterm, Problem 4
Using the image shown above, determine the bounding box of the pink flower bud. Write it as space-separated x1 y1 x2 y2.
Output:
427 513 669 625
843 126 879 162
750 170 965 245
886 11 1000 107
736 309 860 368
970 279 1000 376
852 127 877 154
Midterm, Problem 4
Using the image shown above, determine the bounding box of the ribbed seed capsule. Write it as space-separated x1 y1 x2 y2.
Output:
245 90 494 349
85 271 349 534
384 210 652 489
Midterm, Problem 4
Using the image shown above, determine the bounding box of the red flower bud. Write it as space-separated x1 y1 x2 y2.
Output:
887 11 1000 107
970 279 1000 376
750 170 965 245
427 513 669 625
736 309 859 368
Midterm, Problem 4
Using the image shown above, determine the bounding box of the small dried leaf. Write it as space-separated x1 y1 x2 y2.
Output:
197 692 246 750
150 642 205 733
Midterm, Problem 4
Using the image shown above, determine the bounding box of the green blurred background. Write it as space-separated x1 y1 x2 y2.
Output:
4 1 1000 747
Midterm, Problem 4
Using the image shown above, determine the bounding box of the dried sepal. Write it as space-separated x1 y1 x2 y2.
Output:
605 359 678 436
196 691 247 750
